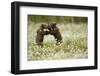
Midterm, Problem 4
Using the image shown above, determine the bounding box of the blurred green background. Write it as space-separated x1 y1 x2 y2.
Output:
28 15 88 61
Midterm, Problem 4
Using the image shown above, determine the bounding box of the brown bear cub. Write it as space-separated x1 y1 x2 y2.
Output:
48 23 62 45
36 23 50 46
36 23 62 46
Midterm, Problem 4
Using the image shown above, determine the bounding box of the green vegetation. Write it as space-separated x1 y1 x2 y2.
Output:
28 15 88 61
28 15 88 24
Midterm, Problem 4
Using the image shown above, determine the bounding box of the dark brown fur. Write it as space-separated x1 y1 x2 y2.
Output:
36 24 49 46
36 23 62 46
48 23 62 45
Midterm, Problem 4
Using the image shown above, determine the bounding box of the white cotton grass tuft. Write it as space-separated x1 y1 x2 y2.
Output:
28 22 88 61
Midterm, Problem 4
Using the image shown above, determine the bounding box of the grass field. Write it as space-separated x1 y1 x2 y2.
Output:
28 22 88 61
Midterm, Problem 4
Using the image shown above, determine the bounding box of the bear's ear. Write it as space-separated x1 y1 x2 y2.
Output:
52 23 56 28
41 24 44 27
40 24 45 29
41 23 48 29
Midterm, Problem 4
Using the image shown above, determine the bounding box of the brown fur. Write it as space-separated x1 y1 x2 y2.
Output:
36 23 62 46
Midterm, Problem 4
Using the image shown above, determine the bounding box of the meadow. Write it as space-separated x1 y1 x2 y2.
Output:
28 20 88 61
